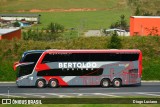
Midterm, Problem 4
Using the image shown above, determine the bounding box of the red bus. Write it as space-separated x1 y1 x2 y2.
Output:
14 49 142 88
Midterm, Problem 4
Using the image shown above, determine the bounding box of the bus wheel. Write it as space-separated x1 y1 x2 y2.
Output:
49 79 58 88
112 78 122 87
101 79 110 87
36 79 46 88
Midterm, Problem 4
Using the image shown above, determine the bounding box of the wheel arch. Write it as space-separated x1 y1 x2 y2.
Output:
112 77 122 83
35 78 47 85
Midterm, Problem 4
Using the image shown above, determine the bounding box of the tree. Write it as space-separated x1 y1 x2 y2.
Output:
47 22 64 34
134 6 153 16
120 15 128 30
156 11 160 16
13 21 20 27
135 6 141 16
109 15 128 30
142 11 153 16
108 31 122 49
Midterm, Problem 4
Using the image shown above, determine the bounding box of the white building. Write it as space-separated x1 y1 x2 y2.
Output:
0 14 41 24
105 28 129 36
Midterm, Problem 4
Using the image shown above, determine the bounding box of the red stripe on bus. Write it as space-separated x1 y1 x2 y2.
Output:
35 64 50 72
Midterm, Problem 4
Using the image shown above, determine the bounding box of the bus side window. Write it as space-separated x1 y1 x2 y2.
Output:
121 54 139 61
73 53 90 62
41 54 54 63
22 53 41 62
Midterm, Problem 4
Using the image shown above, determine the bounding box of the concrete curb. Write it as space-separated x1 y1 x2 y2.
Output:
0 81 160 83
142 81 160 82
0 82 15 83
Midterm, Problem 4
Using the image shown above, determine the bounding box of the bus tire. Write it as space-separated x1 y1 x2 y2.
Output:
100 78 110 88
36 79 46 88
112 78 122 87
49 79 58 88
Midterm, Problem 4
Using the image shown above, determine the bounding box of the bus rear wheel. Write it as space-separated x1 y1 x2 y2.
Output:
49 79 58 88
112 78 122 87
36 79 46 88
101 79 110 87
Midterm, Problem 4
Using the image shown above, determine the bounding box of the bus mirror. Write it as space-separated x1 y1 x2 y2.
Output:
13 61 19 71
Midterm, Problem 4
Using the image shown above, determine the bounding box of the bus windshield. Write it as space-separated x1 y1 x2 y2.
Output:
17 53 42 77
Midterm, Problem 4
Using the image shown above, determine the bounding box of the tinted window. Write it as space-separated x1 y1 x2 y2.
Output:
42 53 139 63
17 63 35 77
120 54 139 61
21 53 42 62
89 53 139 61
42 53 75 63
37 68 103 76
74 53 90 61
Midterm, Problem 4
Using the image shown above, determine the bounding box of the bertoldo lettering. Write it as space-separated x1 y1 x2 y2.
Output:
59 62 97 68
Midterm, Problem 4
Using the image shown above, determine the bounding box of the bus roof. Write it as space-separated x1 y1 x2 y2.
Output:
45 49 141 53
23 50 45 55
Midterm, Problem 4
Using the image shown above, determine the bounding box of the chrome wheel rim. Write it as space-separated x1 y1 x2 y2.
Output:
38 81 44 87
51 81 56 87
115 80 120 87
103 80 109 86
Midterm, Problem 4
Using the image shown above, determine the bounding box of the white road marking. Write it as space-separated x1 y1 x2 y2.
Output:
1 92 160 98
3 92 160 94
93 93 120 97
23 93 46 98
79 88 120 90
0 93 26 98
45 93 72 98
78 94 83 96
137 93 160 97
106 92 160 94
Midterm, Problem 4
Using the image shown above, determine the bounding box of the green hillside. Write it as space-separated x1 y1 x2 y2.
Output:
1 0 159 29
36 9 130 29
0 0 129 29
0 0 159 12
0 0 123 11
0 36 160 81
0 0 160 81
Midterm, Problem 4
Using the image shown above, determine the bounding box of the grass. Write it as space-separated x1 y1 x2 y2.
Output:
0 104 160 107
0 0 122 11
35 9 131 29
128 0 160 14
1 8 131 30
1 0 159 13
0 0 130 30
0 0 160 30
0 0 160 81
1 0 159 30
0 36 160 81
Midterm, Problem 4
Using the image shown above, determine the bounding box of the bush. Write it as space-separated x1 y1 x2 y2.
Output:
23 22 65 41
107 32 122 49
1 36 160 80
110 15 128 31
13 21 20 27
134 6 154 16
47 22 64 34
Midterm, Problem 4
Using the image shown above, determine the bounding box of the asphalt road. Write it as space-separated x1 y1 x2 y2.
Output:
0 82 160 98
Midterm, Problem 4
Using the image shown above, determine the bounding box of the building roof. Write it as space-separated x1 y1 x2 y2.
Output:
0 28 20 35
0 14 41 17
105 28 126 32
131 16 160 18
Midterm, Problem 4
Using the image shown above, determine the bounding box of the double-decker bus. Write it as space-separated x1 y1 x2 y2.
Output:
14 49 142 88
